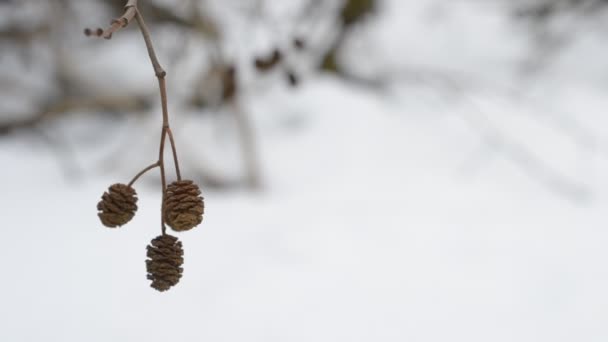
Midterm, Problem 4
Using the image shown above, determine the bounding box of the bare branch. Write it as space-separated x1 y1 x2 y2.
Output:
0 96 146 135
84 0 138 39
85 0 183 235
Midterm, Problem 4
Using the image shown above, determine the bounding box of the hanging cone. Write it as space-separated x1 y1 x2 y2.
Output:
97 183 138 228
146 234 184 292
163 180 204 232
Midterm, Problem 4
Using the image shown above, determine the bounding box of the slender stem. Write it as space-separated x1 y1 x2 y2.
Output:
135 11 182 181
166 127 182 181
128 162 160 187
87 1 183 236
157 77 169 127
134 12 166 78
133 8 182 234
159 128 168 235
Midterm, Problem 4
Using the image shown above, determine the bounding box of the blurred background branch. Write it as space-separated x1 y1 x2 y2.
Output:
1 0 607 200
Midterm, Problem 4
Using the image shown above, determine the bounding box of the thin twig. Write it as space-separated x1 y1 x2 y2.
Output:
166 127 182 181
134 13 166 78
86 0 183 235
84 0 137 39
128 162 160 187
158 127 168 235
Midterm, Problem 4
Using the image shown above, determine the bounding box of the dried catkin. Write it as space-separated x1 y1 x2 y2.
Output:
146 234 184 291
164 180 204 232
97 183 138 227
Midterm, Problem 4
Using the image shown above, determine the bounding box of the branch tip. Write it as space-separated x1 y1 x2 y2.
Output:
112 17 129 28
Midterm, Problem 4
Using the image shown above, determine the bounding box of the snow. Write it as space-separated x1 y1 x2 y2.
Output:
1 0 608 341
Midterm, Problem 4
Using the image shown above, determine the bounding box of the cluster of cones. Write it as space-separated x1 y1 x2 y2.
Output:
97 180 204 291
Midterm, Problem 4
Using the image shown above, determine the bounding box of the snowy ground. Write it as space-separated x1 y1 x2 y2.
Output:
2 76 608 341
2 0 608 341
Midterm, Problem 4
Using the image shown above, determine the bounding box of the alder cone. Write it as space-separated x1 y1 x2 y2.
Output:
97 183 138 228
146 234 184 292
164 180 204 232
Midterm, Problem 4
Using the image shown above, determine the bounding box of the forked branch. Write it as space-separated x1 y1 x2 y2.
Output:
91 0 206 292
86 0 182 234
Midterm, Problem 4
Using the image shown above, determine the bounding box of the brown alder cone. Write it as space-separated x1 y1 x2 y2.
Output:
146 234 184 292
97 183 138 228
164 180 204 232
